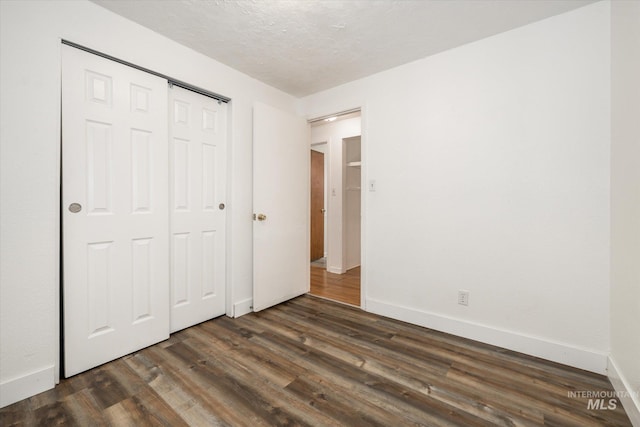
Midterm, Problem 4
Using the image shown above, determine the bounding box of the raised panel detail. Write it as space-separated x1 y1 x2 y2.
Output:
87 242 114 337
202 231 216 298
173 138 189 211
86 70 112 106
202 143 216 211
130 84 150 113
131 129 152 213
172 233 190 306
202 108 218 132
132 238 153 323
86 120 113 214
174 100 190 125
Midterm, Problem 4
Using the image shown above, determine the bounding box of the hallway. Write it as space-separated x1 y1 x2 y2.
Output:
309 264 360 306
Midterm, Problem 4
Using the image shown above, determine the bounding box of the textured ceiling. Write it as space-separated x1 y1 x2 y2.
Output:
91 0 595 97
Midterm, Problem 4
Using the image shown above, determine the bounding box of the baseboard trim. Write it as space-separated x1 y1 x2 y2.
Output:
233 298 253 318
0 365 55 408
608 356 640 426
366 298 608 374
327 266 345 274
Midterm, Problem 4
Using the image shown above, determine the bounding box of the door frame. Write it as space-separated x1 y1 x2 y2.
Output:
58 41 233 380
307 106 367 309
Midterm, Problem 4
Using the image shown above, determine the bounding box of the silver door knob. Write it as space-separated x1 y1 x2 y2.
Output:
219 203 225 210
69 203 82 213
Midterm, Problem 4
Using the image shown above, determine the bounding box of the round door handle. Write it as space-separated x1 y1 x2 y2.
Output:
219 203 225 210
257 213 267 221
69 203 82 213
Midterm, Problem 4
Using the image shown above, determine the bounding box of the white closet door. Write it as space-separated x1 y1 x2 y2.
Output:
169 86 227 332
62 45 169 377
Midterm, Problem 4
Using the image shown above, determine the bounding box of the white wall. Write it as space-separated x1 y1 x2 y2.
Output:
0 0 296 407
311 118 361 273
609 0 640 424
299 2 611 373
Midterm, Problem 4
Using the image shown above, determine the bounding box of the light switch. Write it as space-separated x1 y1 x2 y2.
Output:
368 180 376 192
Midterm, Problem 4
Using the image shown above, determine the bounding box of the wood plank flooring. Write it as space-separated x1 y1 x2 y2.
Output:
310 265 360 306
0 295 632 426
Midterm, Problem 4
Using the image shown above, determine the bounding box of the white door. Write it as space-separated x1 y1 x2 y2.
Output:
253 103 310 311
169 86 227 332
62 45 169 376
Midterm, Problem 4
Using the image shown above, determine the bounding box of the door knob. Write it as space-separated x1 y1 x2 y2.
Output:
219 203 225 210
321 208 326 214
254 213 267 221
68 203 82 213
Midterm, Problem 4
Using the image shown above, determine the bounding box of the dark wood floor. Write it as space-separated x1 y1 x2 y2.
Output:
309 264 360 306
0 295 631 426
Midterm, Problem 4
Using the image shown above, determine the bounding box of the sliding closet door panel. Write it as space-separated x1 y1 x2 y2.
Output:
170 86 227 332
62 45 169 377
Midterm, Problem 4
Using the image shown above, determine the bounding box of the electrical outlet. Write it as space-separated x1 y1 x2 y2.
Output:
458 290 469 306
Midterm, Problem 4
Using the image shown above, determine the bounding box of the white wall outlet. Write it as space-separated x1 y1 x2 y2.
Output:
458 290 469 306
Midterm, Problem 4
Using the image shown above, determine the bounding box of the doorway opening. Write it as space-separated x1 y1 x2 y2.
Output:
308 111 362 306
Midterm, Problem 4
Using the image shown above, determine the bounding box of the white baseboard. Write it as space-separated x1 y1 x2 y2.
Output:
608 356 640 426
0 365 55 408
344 262 361 271
233 298 253 318
366 298 608 374
327 266 345 274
